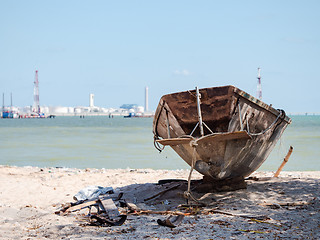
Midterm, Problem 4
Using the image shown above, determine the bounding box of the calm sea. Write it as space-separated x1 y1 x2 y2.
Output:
0 115 319 171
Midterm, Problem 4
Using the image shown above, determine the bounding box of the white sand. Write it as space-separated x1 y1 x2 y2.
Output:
0 165 319 239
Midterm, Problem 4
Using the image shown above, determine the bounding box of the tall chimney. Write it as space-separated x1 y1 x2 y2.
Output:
89 93 94 107
33 70 40 113
257 68 262 100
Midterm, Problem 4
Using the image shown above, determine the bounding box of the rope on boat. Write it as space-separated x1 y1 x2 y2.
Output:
189 87 214 137
153 135 165 152
248 109 286 136
184 140 206 206
153 102 166 153
183 108 285 205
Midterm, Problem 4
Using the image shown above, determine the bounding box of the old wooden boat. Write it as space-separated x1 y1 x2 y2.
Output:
153 85 291 182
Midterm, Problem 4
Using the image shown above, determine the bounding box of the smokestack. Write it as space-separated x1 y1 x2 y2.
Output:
89 94 94 107
33 70 40 113
257 67 262 100
145 86 149 112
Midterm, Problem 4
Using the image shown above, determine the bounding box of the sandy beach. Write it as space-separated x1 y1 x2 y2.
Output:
0 165 319 239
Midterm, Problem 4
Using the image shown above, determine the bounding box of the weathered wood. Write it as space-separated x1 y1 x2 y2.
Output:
153 85 291 184
144 183 181 201
197 131 251 144
63 196 120 218
260 200 312 208
205 209 269 220
154 100 186 139
131 207 268 220
130 209 189 216
99 196 120 219
156 138 192 146
274 146 293 177
234 87 291 124
65 200 99 213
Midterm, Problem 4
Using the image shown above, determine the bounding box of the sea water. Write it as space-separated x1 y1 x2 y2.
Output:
0 115 319 171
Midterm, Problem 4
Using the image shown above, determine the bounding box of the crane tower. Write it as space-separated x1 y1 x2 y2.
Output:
33 70 40 114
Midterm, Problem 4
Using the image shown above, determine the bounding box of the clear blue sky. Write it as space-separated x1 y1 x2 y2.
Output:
1 0 319 113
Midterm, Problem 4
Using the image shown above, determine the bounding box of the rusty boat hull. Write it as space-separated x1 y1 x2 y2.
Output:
153 85 291 181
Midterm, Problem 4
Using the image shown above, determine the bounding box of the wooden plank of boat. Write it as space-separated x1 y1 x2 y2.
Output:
197 131 251 144
233 87 291 124
156 138 193 146
157 131 250 146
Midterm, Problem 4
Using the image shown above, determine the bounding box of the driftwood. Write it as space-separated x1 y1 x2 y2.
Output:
144 183 181 201
260 200 313 208
129 206 269 221
274 146 293 177
202 209 269 221
129 209 190 216
64 200 99 213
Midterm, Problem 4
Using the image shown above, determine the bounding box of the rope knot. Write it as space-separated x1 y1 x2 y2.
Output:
184 191 191 199
190 140 198 147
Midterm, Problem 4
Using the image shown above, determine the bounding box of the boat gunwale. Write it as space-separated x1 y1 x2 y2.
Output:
153 86 291 134
233 87 291 124
156 131 252 146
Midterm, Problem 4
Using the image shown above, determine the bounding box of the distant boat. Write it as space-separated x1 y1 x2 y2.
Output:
124 112 137 118
1 111 55 119
153 85 291 182
124 112 154 118
2 110 19 119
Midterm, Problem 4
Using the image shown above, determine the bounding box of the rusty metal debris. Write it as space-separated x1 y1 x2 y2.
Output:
89 214 127 227
56 191 127 227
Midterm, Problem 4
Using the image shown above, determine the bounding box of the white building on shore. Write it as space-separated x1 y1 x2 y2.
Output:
3 92 155 117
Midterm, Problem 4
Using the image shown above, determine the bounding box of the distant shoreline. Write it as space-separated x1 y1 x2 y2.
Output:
288 113 320 116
